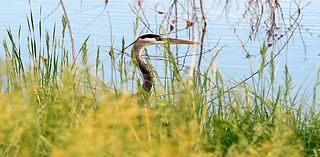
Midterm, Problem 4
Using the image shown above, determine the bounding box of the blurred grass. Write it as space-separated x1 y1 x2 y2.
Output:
0 73 308 157
0 5 319 157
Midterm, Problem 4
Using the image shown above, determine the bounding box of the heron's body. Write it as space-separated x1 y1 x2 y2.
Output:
133 34 200 93
133 41 153 92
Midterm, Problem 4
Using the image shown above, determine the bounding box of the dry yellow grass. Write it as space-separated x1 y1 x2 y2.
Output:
0 82 306 157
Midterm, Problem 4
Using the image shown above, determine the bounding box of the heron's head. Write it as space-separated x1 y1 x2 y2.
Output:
135 34 200 47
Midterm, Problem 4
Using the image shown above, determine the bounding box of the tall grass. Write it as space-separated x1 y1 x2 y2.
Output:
0 5 319 157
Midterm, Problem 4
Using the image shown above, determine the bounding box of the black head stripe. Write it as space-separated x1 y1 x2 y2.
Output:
139 34 162 40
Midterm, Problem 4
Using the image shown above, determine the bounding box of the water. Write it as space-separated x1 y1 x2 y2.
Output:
0 0 319 90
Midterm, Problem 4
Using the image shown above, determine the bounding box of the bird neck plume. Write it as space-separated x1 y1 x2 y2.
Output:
134 43 152 92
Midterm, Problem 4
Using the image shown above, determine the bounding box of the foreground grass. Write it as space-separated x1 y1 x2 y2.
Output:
0 67 317 156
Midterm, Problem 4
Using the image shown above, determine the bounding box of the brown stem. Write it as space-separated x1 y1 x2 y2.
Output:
60 0 76 61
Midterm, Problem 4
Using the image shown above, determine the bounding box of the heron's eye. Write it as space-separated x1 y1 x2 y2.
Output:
156 36 161 41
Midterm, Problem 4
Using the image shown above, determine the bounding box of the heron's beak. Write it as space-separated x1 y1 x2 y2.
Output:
164 38 201 45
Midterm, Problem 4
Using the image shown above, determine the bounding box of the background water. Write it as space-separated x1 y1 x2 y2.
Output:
0 0 319 90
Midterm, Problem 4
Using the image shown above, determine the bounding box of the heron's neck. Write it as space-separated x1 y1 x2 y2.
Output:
134 43 152 92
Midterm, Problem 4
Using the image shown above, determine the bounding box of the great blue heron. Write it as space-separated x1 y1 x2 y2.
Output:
133 34 200 93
